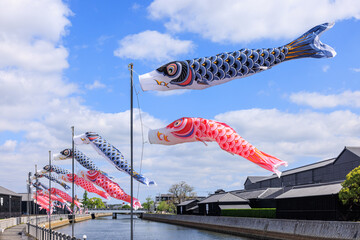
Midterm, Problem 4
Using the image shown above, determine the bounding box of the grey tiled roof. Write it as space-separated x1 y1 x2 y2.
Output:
187 205 199 211
18 193 33 201
276 181 343 199
0 186 21 196
261 188 285 199
246 176 269 183
232 189 267 199
232 188 283 200
219 204 251 209
346 147 360 157
178 199 197 206
199 192 248 204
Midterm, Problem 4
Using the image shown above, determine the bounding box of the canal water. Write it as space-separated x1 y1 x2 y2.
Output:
57 215 255 240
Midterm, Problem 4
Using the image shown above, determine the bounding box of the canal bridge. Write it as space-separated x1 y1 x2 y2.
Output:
87 209 146 219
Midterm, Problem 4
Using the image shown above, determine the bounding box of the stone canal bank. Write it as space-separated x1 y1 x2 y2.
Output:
140 213 360 240
43 212 111 229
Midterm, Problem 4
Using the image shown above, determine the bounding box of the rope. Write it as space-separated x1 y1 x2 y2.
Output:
129 67 146 200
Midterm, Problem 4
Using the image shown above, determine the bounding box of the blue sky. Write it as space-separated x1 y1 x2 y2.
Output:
1 0 360 203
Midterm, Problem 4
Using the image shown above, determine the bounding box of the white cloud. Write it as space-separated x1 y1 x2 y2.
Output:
148 0 360 43
0 0 72 42
322 65 330 72
132 3 141 10
114 30 195 62
290 91 360 108
0 39 69 73
350 68 360 72
0 0 71 73
0 140 17 152
85 80 106 90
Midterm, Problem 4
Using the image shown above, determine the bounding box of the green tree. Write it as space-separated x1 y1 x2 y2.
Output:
167 202 176 213
339 166 360 208
82 191 90 208
88 197 105 209
122 204 131 209
168 181 196 205
157 201 169 212
142 196 154 212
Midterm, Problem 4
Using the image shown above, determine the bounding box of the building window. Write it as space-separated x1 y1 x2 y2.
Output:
0 197 3 206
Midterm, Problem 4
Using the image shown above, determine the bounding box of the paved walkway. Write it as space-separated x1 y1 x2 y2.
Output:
0 224 34 240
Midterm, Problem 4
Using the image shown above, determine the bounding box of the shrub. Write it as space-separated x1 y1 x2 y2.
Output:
221 208 276 218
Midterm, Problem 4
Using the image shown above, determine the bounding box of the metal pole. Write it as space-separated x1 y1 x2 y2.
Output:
27 172 31 233
71 126 75 237
129 63 134 240
35 164 38 239
9 195 11 218
48 150 52 238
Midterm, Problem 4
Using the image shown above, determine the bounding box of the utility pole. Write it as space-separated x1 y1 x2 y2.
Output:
71 126 75 237
35 164 38 239
27 172 31 233
129 63 134 240
48 150 52 239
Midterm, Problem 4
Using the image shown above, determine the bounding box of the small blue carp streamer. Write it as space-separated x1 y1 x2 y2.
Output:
33 172 71 190
43 164 70 174
74 132 156 186
37 181 49 190
139 23 336 91
54 148 110 177
31 181 43 191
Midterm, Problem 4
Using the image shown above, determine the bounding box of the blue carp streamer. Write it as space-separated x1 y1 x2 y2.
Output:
34 172 71 190
54 148 110 177
43 164 70 174
139 23 336 91
74 132 156 186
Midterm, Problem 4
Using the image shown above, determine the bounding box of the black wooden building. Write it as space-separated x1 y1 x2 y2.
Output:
0 186 22 218
177 199 201 215
197 192 250 216
243 146 360 220
275 181 344 220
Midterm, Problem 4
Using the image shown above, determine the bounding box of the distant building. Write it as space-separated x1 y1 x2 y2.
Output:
231 187 283 208
155 194 174 203
275 181 344 220
177 197 206 215
0 186 22 218
19 193 36 215
198 192 250 216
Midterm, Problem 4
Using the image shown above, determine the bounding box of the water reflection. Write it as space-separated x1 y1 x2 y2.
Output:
57 215 255 240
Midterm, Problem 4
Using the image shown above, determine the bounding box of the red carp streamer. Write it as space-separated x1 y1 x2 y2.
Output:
149 117 287 177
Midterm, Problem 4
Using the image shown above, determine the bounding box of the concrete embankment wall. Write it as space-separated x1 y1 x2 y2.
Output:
141 214 360 240
0 213 111 232
44 213 112 229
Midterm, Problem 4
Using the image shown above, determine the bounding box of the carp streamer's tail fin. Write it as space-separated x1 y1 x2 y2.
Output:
285 22 336 60
99 191 110 200
248 149 288 178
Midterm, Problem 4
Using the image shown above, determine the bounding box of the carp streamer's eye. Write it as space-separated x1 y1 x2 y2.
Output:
166 63 177 76
174 119 182 127
63 149 69 156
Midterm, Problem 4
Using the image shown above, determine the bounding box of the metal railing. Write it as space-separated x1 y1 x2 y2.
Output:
27 223 81 240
